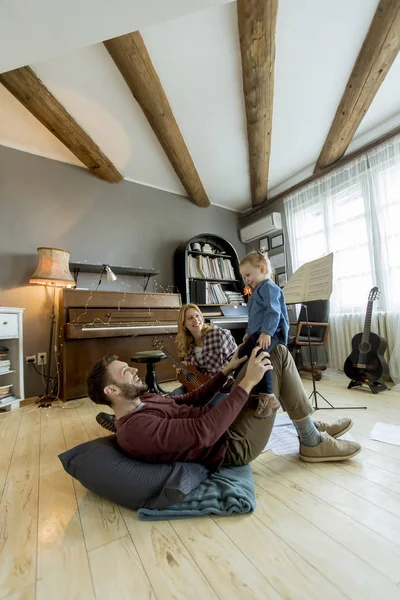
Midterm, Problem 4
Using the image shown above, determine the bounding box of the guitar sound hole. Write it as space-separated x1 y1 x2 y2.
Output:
358 342 371 354
186 373 196 383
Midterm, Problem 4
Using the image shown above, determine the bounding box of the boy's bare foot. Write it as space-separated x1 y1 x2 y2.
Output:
255 393 280 419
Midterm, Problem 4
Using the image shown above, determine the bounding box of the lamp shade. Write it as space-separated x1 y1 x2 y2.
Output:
105 265 117 282
29 247 75 287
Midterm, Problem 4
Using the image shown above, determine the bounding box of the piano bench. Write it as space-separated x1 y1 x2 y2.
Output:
131 350 167 395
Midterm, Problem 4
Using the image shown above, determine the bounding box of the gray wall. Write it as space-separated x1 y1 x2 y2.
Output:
0 146 245 397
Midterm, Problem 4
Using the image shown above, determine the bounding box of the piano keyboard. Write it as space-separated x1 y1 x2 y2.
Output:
65 322 178 339
82 322 176 331
209 317 248 329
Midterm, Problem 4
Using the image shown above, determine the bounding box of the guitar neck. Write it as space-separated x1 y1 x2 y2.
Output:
159 346 181 369
155 343 191 374
362 301 374 343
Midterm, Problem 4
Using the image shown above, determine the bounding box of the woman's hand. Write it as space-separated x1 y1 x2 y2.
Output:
176 360 188 376
258 333 271 350
222 345 247 376
243 333 249 342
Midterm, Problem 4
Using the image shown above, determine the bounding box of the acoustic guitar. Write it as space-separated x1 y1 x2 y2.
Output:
344 287 389 392
152 338 211 392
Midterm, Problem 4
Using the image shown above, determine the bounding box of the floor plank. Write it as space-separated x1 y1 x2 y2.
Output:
338 455 400 494
171 517 283 600
252 460 400 586
0 410 40 597
121 509 218 600
0 412 21 500
59 402 127 553
213 514 346 600
2 584 36 600
271 456 400 548
74 483 128 553
88 536 155 600
291 455 400 519
252 481 400 600
39 407 66 478
36 471 95 600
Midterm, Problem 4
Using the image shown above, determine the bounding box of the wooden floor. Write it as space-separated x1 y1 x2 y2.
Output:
1 374 400 600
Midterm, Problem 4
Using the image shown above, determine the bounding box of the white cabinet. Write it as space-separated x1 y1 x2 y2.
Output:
0 307 25 411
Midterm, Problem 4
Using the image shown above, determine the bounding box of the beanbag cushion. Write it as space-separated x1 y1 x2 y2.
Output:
59 435 209 510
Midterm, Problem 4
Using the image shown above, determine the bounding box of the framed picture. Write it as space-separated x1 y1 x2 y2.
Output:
271 233 284 249
277 272 287 287
270 252 285 270
259 237 269 251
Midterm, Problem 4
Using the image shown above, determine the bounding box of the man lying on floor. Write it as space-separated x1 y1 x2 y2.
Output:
86 344 361 469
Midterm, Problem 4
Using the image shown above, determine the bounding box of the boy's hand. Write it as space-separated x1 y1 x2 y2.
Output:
258 333 271 349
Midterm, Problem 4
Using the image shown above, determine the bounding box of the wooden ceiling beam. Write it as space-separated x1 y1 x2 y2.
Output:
0 66 122 183
104 32 210 208
316 0 400 171
237 0 278 207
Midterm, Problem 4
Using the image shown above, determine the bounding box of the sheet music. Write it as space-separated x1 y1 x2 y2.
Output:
283 253 333 304
370 423 400 446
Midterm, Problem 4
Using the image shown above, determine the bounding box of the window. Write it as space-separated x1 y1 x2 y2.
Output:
284 135 400 314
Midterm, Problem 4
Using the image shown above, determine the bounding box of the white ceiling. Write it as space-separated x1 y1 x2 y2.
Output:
1 0 399 212
0 0 234 72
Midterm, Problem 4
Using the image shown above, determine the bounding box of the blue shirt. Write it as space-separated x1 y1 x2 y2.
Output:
246 279 289 343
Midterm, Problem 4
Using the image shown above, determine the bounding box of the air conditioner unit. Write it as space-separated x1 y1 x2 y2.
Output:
239 212 282 243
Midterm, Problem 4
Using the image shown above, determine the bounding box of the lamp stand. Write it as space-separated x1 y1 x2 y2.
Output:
302 303 366 411
38 285 57 407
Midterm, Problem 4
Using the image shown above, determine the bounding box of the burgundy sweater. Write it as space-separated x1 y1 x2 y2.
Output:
116 372 249 471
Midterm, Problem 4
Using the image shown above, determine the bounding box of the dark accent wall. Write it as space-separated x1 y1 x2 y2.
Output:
0 146 245 397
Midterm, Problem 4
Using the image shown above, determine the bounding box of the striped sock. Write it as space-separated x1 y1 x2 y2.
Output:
293 416 322 447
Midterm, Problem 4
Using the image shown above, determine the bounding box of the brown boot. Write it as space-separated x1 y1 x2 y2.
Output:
254 393 280 419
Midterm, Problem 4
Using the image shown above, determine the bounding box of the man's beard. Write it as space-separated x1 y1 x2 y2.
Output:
117 381 148 399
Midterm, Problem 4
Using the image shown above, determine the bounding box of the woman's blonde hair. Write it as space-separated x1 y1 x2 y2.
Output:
239 250 273 278
176 303 213 357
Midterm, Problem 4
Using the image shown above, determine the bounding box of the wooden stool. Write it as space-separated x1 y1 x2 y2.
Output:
131 350 167 394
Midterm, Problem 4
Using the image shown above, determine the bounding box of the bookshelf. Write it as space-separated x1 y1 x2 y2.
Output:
174 234 244 306
0 308 25 411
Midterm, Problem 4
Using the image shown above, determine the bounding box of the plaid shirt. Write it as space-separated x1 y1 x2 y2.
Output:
184 326 237 375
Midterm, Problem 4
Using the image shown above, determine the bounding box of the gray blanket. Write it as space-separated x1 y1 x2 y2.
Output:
137 464 256 520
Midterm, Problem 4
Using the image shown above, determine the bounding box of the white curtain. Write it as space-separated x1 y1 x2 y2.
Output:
284 134 400 387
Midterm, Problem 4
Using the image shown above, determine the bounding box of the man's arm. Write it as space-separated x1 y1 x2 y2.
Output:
119 348 271 456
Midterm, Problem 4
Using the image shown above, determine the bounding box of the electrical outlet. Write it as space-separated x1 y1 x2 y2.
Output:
37 352 47 366
26 355 36 364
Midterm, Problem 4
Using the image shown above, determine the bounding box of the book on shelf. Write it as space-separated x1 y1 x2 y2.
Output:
189 281 244 305
225 291 245 304
188 254 235 280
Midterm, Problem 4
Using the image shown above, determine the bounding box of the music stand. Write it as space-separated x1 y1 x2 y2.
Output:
283 254 366 411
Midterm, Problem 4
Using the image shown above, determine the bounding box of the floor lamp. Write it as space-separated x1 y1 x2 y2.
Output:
29 247 75 404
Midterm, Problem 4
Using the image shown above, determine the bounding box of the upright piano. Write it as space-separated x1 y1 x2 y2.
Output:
59 289 181 400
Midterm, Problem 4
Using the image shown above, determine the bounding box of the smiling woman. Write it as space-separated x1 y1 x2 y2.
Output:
172 304 237 398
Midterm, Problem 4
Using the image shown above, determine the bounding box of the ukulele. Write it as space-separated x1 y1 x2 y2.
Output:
152 338 211 392
344 287 389 390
